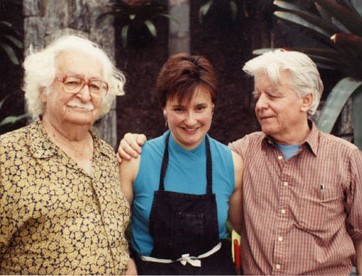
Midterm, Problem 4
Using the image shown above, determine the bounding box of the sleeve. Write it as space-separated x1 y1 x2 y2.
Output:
346 149 362 241
0 145 15 257
228 135 249 159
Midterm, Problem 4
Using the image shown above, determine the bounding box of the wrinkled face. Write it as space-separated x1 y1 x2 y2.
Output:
41 50 104 129
164 86 214 150
253 70 310 143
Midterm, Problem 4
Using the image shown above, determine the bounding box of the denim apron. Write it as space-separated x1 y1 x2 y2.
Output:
133 133 236 275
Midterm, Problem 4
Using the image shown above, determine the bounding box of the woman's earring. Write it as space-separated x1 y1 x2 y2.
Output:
164 112 168 127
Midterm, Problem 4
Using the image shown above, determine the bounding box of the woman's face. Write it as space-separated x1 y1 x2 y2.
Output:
163 86 214 150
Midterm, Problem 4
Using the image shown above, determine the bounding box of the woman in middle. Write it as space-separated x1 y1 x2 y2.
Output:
120 53 243 275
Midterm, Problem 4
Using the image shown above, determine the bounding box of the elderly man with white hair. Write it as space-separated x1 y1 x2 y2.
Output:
0 35 134 274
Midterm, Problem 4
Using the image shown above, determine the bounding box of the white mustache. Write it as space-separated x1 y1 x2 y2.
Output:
67 101 94 111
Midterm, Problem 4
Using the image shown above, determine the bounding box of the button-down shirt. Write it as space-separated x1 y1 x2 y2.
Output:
0 120 130 275
229 122 362 275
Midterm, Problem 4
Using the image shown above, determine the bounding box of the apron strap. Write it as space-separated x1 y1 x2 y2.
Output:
140 241 222 267
159 132 171 191
205 135 212 194
159 132 213 194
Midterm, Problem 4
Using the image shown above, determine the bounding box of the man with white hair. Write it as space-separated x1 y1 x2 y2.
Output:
228 49 362 275
118 49 362 275
0 35 135 274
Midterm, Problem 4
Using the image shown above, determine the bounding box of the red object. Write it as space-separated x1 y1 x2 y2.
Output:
234 239 241 272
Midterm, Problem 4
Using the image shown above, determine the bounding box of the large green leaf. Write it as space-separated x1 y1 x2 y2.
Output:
0 114 28 126
274 1 340 35
0 20 22 65
0 96 9 109
274 11 334 39
0 42 20 64
315 0 362 36
0 114 28 127
121 25 129 48
352 86 362 149
316 78 362 133
144 20 157 37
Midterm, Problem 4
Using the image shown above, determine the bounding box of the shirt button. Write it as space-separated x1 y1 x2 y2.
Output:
278 236 283 242
283 181 288 186
276 264 281 270
281 209 286 214
277 155 283 160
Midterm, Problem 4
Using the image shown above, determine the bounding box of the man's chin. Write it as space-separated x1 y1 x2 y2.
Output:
67 117 96 127
261 126 276 136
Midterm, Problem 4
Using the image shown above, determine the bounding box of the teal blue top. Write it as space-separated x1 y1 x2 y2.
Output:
131 131 235 256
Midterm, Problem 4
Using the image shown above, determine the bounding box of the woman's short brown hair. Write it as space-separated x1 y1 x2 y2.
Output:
156 53 217 108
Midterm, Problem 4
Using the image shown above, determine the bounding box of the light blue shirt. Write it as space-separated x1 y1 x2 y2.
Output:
277 143 300 160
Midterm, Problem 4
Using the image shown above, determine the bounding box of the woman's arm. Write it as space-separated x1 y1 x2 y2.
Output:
228 151 244 234
119 151 140 205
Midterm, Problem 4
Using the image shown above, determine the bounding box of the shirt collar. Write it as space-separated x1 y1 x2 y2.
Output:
262 120 319 157
28 120 114 160
302 120 319 156
29 120 58 159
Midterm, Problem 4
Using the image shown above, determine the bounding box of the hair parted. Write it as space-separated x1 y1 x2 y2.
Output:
242 49 324 115
156 53 217 108
23 34 126 119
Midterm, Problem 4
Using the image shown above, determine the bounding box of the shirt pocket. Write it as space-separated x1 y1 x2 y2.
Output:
297 183 343 234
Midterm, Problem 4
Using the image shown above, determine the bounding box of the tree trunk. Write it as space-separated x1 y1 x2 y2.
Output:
168 0 190 55
23 0 119 148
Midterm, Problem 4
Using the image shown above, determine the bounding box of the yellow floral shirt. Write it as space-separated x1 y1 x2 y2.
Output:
0 120 130 275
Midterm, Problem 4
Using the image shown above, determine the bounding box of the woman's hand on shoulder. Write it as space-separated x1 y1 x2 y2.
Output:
117 133 147 163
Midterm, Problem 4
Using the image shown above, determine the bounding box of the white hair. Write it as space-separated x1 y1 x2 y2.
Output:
242 49 324 115
23 35 126 118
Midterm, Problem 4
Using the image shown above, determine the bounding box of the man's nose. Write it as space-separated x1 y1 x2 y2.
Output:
255 93 268 110
77 83 92 100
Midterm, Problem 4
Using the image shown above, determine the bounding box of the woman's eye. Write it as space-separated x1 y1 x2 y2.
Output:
196 106 206 111
173 108 183 112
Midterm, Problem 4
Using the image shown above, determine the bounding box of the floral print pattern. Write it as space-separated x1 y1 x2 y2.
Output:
0 120 130 274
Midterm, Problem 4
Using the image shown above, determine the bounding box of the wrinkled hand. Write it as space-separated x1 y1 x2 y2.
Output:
125 258 137 275
117 133 147 163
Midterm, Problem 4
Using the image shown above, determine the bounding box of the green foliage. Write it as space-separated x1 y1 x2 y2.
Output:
98 0 169 48
316 78 362 133
273 0 362 79
199 0 238 23
0 96 28 134
268 0 362 149
0 21 22 65
0 0 23 65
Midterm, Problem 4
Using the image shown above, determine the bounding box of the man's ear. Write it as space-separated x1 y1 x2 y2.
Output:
301 93 313 112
